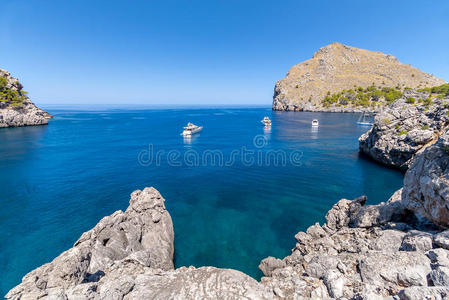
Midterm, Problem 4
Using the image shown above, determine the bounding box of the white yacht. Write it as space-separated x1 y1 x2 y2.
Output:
312 119 319 127
357 112 373 126
181 122 203 136
261 116 272 126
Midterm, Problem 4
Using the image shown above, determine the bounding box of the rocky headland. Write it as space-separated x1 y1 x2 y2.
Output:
359 86 449 170
0 68 51 128
272 43 445 112
7 126 449 299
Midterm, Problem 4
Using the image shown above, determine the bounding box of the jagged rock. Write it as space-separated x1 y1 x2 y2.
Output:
259 256 286 277
98 264 273 300
0 68 51 128
427 248 449 267
358 251 431 288
351 189 404 228
370 229 405 252
402 130 449 226
400 230 434 252
272 42 445 111
430 266 449 286
6 187 175 299
359 98 449 170
398 286 449 300
325 195 366 231
304 255 340 279
323 269 346 298
259 190 447 299
435 231 449 249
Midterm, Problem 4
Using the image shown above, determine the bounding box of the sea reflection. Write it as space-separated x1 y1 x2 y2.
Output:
183 134 200 145
263 125 271 138
310 125 319 139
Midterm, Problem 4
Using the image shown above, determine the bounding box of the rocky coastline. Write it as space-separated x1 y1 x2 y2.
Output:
7 125 449 299
0 68 51 128
359 90 449 170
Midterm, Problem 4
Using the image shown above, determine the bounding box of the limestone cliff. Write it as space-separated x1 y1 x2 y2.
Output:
273 43 445 111
359 87 449 170
0 68 51 128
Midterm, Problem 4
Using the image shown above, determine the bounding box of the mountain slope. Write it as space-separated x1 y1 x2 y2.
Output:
273 43 446 111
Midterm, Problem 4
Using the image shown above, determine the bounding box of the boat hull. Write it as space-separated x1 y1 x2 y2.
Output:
182 126 203 136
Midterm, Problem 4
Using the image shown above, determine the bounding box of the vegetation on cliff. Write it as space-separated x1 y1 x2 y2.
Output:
0 76 28 107
419 83 449 98
322 84 404 108
322 83 449 109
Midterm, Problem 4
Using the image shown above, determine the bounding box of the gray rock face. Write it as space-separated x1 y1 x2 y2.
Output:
359 96 449 170
398 287 449 300
400 230 434 252
402 130 449 227
0 68 51 128
7 188 274 300
6 187 176 299
259 190 449 299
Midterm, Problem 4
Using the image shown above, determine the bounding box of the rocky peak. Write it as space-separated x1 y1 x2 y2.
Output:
273 43 446 111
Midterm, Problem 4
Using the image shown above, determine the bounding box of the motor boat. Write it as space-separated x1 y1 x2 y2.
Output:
261 116 272 126
357 112 373 126
312 119 319 127
181 122 202 136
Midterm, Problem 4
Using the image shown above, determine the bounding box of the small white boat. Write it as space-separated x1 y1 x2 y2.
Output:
261 116 272 126
181 122 203 136
357 112 373 126
312 119 319 127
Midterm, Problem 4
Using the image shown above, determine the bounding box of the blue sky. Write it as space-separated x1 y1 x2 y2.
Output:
0 0 448 106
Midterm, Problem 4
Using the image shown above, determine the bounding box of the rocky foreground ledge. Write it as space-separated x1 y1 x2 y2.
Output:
8 132 449 299
6 188 272 299
0 69 51 128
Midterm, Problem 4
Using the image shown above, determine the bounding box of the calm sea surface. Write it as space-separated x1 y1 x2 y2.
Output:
0 107 403 295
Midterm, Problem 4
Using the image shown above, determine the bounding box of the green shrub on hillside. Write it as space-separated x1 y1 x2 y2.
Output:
419 83 449 97
406 97 415 104
321 85 403 107
423 98 433 106
0 76 27 107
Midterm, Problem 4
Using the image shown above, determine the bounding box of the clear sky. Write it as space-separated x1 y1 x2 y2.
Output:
0 0 448 106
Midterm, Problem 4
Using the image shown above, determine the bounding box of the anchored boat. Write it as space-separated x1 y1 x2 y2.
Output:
261 116 272 126
181 122 203 136
357 112 373 126
312 119 319 127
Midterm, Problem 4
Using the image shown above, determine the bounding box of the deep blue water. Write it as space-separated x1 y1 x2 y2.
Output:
0 107 403 296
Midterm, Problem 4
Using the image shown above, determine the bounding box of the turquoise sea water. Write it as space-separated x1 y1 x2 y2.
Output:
0 107 403 296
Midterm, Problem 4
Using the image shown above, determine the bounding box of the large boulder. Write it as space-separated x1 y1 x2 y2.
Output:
6 187 175 299
402 130 449 227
